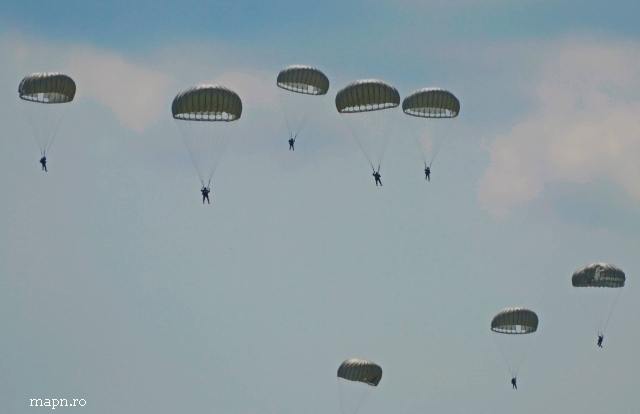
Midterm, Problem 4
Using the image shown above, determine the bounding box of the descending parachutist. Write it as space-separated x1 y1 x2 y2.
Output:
424 165 430 181
289 135 295 151
511 377 517 390
201 186 210 204
40 156 47 172
597 333 604 348
373 169 382 186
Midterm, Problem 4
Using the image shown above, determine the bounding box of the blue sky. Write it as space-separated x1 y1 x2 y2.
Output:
1 1 640 413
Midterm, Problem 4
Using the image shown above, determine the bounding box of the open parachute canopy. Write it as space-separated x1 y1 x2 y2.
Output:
172 84 242 121
337 358 382 386
19 72 76 104
335 79 400 113
572 262 625 288
172 84 242 187
19 72 76 157
402 88 459 118
335 79 400 170
491 307 539 334
277 65 329 95
402 87 460 168
572 262 625 336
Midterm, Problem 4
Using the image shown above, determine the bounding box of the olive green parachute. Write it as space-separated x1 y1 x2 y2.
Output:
572 262 625 288
276 65 329 143
335 79 400 171
402 87 460 170
277 65 329 95
337 358 382 414
572 262 625 336
172 84 242 121
19 72 76 104
491 307 539 380
335 79 400 113
19 72 76 159
491 307 539 334
337 358 382 386
402 88 459 118
172 84 242 188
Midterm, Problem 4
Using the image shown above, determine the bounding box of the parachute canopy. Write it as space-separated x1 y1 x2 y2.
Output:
19 72 76 104
335 79 400 113
491 307 539 334
337 358 382 386
277 65 329 95
172 84 242 121
402 88 459 118
572 263 625 288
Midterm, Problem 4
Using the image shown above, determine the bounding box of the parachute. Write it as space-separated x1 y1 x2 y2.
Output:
19 72 76 159
572 263 625 337
172 84 242 188
491 307 538 380
276 65 329 143
402 88 459 170
337 358 382 414
335 79 400 173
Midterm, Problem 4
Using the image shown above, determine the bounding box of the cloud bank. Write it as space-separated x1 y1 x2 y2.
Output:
478 38 640 216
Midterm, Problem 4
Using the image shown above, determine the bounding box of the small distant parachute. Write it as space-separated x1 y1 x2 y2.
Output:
337 358 382 414
276 65 329 143
402 87 459 170
491 307 538 381
335 79 400 173
172 84 242 188
572 262 625 337
19 72 76 159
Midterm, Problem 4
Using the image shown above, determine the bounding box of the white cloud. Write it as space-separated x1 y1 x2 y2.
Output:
478 39 640 216
66 47 173 132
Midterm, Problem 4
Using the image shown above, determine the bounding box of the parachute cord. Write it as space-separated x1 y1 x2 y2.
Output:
494 335 514 377
575 290 600 335
602 288 623 333
512 335 533 377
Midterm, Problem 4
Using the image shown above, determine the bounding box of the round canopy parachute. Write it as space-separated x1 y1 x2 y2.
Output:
172 84 242 187
335 79 400 171
337 358 382 414
572 263 625 336
402 88 459 118
276 65 329 142
491 307 539 334
337 358 382 386
19 72 76 157
172 84 242 121
572 262 625 288
402 87 459 169
277 65 329 95
335 79 400 113
491 307 538 379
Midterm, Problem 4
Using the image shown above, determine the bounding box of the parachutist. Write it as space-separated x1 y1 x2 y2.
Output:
511 377 517 390
40 156 47 172
373 171 382 186
289 136 295 151
201 186 210 204
597 334 604 348
424 165 430 181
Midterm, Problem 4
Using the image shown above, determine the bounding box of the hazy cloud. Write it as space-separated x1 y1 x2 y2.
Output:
478 38 640 216
66 47 173 132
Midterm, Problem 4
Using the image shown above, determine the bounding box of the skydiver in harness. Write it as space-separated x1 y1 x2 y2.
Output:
511 377 517 390
40 155 47 172
424 164 431 181
372 167 382 186
597 333 604 348
288 135 296 151
201 186 210 204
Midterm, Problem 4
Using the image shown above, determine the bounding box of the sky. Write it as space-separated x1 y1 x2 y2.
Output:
1 1 640 413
